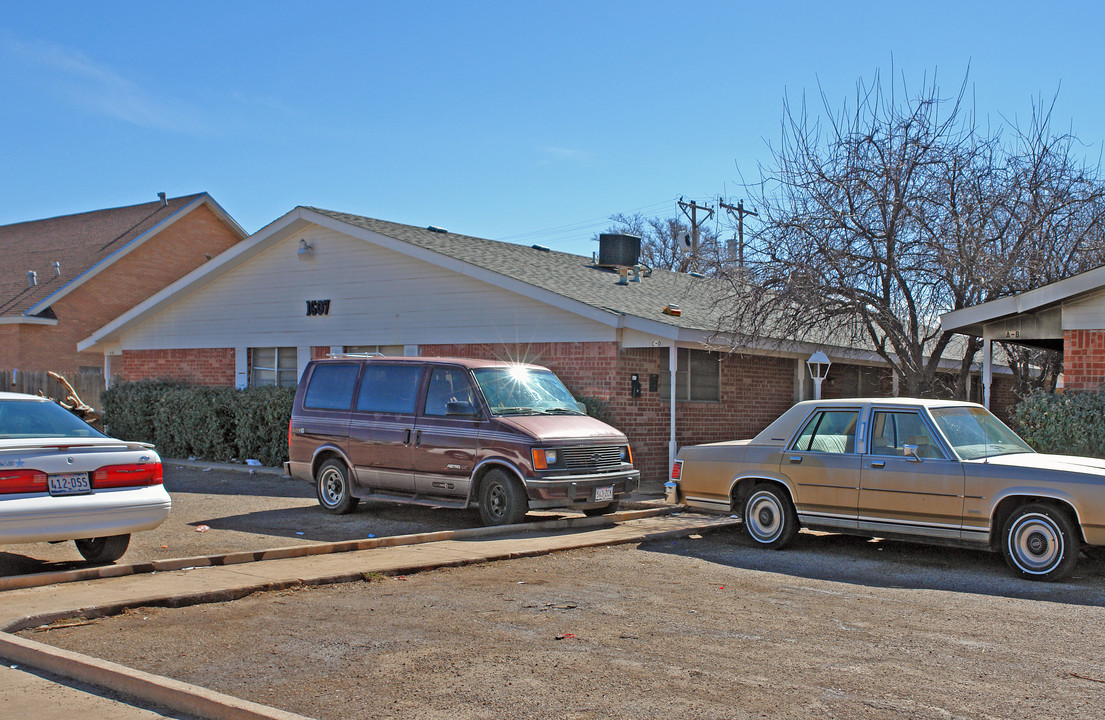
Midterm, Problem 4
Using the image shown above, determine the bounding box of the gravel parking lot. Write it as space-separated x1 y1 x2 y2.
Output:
20 519 1105 719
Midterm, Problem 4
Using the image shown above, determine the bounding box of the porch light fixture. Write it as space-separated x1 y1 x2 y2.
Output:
807 351 831 400
297 239 314 259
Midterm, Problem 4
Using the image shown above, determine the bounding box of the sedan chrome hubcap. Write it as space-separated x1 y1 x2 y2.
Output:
746 491 782 543
1010 514 1062 573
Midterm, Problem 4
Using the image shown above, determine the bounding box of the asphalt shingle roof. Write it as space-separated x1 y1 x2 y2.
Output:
0 194 204 318
308 207 729 334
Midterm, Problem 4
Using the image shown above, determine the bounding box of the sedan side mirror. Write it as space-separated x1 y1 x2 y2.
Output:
903 443 922 462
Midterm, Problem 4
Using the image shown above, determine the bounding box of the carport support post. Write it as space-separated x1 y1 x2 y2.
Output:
669 344 678 478
983 338 992 409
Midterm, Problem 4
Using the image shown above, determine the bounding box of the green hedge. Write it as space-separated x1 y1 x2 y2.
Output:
103 381 295 466
1009 389 1105 459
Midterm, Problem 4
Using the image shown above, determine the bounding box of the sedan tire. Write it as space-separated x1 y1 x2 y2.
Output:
1001 503 1080 582
742 484 798 549
75 534 130 564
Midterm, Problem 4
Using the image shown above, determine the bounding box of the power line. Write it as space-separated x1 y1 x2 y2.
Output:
493 197 678 245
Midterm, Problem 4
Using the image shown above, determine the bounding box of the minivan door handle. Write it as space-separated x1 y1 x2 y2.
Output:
414 430 422 447
403 428 412 445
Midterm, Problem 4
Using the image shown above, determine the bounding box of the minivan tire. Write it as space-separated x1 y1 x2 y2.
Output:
478 469 528 526
316 459 359 514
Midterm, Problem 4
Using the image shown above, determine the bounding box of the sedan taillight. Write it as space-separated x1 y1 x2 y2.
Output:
93 462 164 488
0 469 48 494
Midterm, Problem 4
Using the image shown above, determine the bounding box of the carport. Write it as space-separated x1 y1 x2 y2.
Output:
941 265 1105 406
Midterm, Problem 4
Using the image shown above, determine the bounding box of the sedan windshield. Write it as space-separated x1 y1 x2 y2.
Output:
930 406 1033 460
0 399 107 439
471 367 583 416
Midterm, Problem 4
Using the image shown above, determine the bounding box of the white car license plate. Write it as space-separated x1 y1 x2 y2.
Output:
48 472 91 496
595 485 614 502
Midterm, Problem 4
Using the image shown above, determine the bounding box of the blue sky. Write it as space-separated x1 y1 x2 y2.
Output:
2 1 1102 257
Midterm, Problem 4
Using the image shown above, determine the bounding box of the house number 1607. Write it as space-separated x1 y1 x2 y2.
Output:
306 299 331 316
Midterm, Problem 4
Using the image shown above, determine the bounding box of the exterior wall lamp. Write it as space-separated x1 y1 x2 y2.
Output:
807 351 832 400
297 238 314 259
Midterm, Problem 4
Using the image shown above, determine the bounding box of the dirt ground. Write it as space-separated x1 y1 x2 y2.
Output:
0 465 489 576
22 528 1105 720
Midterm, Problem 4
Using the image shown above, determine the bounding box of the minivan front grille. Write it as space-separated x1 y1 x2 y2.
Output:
559 445 624 472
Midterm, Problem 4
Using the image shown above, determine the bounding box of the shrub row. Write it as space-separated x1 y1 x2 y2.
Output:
102 381 295 467
1009 389 1105 459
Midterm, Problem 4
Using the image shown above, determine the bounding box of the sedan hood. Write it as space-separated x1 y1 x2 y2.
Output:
496 414 627 443
981 452 1105 478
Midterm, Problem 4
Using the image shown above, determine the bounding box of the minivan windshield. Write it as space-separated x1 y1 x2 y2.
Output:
929 406 1033 460
472 366 584 416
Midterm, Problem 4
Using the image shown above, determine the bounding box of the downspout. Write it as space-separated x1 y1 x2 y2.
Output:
669 344 678 475
983 337 992 409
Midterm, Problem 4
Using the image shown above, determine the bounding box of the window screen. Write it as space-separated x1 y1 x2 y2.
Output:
659 349 721 402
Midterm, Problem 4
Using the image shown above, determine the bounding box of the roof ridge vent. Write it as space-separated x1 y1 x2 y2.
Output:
27 270 37 287
427 225 448 234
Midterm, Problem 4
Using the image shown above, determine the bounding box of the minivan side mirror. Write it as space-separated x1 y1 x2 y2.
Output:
446 400 480 417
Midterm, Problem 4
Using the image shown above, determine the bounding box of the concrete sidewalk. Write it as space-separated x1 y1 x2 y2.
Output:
1 509 738 720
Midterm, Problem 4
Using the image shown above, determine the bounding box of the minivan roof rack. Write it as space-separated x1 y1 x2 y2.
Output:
326 352 386 358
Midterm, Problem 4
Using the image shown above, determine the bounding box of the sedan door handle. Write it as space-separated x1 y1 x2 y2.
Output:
870 461 885 468
788 456 803 464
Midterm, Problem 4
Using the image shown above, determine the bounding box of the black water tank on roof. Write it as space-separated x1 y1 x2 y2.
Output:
598 234 641 267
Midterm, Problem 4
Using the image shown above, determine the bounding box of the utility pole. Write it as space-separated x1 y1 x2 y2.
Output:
677 197 714 270
718 198 758 268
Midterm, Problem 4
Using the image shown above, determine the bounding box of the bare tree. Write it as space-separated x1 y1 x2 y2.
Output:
722 68 1105 398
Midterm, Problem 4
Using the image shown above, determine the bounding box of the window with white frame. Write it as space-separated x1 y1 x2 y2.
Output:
344 345 404 356
658 348 721 402
250 347 298 387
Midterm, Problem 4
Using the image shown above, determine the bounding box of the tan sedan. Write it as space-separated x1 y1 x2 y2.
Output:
670 398 1105 581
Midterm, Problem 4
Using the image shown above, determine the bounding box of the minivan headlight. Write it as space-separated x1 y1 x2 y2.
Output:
532 449 558 469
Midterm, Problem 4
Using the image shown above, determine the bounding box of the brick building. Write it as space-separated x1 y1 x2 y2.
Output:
942 265 1105 400
81 206 963 486
0 193 246 375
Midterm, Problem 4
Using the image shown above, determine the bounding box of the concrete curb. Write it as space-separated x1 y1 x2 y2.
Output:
0 632 314 720
0 505 676 592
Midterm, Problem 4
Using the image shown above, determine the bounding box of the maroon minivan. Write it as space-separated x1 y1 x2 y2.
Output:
285 357 640 525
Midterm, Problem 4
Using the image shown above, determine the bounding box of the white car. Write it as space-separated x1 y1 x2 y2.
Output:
0 391 171 563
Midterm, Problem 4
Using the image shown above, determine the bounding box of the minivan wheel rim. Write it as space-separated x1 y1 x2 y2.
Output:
487 484 506 519
1009 513 1062 573
746 491 782 543
320 468 345 507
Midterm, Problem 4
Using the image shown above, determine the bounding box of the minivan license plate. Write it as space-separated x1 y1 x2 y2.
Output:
48 472 90 496
595 485 614 502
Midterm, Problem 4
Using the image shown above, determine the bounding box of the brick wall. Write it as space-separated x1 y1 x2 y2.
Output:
5 203 242 374
1063 329 1105 391
119 348 236 386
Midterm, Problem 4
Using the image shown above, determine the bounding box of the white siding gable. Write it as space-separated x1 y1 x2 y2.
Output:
115 226 617 350
1063 289 1105 331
